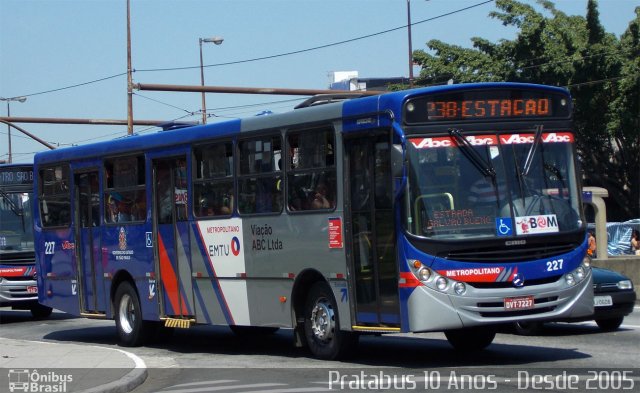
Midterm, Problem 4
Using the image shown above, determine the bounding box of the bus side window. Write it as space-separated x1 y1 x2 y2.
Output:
38 165 71 228
286 127 336 212
238 135 282 215
104 156 145 224
194 141 234 218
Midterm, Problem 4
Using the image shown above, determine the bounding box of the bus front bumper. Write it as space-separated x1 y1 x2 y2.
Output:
406 269 593 332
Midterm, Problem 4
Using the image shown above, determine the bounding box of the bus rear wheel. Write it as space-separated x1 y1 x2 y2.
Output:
444 327 496 351
303 282 357 360
115 281 151 347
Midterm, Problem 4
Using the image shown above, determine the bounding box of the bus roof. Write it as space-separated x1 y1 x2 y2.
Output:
33 82 570 165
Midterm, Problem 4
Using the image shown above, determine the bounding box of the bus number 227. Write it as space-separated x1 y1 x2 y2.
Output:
45 241 55 255
546 259 563 272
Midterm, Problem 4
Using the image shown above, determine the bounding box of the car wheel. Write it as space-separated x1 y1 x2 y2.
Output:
513 321 543 336
114 281 151 346
595 317 624 331
445 328 496 351
30 304 53 319
303 282 358 360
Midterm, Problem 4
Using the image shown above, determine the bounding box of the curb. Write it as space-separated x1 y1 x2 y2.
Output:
0 338 147 393
81 346 148 393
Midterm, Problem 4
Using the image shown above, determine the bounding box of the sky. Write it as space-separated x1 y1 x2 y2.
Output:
1 0 638 163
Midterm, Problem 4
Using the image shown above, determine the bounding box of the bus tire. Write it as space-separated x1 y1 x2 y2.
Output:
513 321 543 336
114 281 150 347
30 304 53 319
595 316 624 331
444 328 496 351
303 282 357 360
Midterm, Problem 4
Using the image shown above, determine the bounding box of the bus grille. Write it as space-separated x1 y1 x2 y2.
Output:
445 244 577 262
467 275 561 289
0 251 35 265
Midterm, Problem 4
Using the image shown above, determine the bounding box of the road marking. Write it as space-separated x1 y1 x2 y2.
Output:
158 383 285 393
164 380 237 389
243 388 333 393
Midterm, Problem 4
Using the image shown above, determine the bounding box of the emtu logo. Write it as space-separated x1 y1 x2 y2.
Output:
231 237 241 256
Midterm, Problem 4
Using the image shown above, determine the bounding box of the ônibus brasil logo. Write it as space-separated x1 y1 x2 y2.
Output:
8 369 73 393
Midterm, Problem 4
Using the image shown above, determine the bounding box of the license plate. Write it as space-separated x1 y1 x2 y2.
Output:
504 295 535 310
27 286 38 294
594 295 613 307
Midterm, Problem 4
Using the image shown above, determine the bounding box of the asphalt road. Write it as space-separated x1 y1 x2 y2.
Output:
1 308 639 392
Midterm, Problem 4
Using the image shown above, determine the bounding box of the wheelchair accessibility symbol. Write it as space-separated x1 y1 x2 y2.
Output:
496 218 513 236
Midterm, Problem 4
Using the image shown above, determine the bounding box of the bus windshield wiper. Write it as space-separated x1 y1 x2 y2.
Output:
0 190 23 217
522 125 544 176
448 128 496 179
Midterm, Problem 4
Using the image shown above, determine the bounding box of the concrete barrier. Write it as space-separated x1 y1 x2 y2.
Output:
592 256 640 304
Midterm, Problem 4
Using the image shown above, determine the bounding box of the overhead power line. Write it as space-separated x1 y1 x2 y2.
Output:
136 1 495 73
8 1 494 98
17 72 127 99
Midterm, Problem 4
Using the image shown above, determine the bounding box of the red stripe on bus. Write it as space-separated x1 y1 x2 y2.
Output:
399 272 423 288
157 235 182 315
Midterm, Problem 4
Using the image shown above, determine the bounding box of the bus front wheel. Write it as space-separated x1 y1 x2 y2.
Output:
115 281 150 347
444 327 496 351
303 282 357 360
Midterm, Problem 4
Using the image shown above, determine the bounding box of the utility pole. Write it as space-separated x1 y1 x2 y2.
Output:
407 0 414 87
126 0 133 135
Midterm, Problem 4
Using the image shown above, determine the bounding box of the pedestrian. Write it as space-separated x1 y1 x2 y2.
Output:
631 229 640 256
587 231 597 257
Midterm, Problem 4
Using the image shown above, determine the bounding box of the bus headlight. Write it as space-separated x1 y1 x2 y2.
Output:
565 273 575 286
575 266 585 281
436 277 448 291
453 282 466 295
417 267 431 282
582 255 591 267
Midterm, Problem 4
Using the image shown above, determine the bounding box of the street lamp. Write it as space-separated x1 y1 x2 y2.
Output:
0 96 27 163
407 0 414 87
199 36 224 124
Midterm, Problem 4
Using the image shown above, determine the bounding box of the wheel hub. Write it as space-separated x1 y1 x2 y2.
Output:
118 293 135 334
311 298 334 342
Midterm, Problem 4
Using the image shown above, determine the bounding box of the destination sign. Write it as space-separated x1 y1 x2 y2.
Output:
0 166 34 186
404 89 571 123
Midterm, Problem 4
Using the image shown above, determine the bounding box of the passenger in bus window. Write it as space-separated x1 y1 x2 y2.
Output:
106 195 118 223
117 199 132 223
220 186 233 215
132 191 146 221
310 182 332 210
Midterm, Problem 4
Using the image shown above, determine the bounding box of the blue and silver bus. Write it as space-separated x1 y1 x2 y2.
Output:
33 82 592 359
1 163 52 318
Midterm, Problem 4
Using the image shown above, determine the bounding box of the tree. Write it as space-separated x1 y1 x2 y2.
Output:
412 0 639 220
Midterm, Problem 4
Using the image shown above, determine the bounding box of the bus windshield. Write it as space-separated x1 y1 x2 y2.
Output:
405 130 583 240
0 191 34 251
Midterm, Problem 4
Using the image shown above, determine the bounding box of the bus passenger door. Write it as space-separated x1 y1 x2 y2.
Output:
74 171 105 314
152 157 194 319
344 133 400 327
